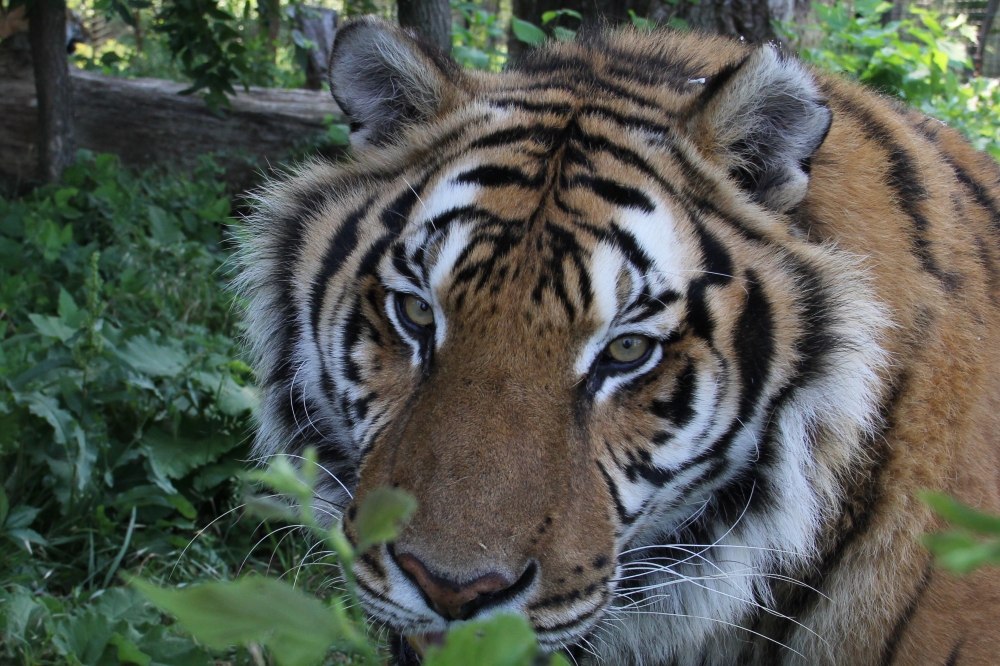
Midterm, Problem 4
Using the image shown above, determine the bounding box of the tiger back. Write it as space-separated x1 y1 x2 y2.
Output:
237 18 1000 665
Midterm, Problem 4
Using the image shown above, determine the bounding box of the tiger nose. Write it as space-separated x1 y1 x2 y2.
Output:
394 552 513 621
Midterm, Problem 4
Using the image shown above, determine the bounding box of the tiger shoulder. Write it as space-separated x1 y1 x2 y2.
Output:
237 17 1000 666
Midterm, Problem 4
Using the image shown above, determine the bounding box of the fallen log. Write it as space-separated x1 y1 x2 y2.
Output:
0 45 345 193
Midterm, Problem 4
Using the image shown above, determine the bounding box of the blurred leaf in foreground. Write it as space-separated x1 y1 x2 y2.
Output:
354 486 417 552
921 491 1000 574
132 576 351 666
424 614 537 666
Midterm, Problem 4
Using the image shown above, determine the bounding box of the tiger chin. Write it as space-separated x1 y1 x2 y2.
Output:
236 16 1000 666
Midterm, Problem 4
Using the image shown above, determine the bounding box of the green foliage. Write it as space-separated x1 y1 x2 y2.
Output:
0 152 257 664
352 487 417 552
922 491 1000 575
511 9 581 47
69 0 307 107
153 0 250 110
136 449 572 665
423 616 547 666
133 577 359 666
784 0 1000 158
452 0 508 71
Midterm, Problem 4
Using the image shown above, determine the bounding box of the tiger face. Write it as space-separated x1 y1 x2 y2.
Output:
238 19 898 665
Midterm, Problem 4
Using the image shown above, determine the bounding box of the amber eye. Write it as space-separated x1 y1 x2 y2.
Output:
606 335 651 364
401 294 434 327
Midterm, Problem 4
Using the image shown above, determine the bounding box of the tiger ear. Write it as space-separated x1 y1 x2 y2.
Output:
328 16 462 148
690 45 832 213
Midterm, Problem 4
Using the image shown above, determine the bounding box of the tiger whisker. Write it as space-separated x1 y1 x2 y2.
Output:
613 608 805 659
266 521 310 577
619 582 826 646
239 523 307 576
251 451 355 501
170 497 273 580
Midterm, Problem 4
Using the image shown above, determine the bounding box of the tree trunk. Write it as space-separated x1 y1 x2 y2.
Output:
976 0 1000 74
258 0 281 54
649 0 777 42
509 0 786 63
397 0 451 53
28 0 75 183
0 51 345 193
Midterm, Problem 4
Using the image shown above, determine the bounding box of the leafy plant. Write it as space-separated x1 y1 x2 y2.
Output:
153 0 251 110
452 0 508 71
134 450 572 666
0 152 259 664
511 8 582 46
784 0 1000 158
922 492 1000 575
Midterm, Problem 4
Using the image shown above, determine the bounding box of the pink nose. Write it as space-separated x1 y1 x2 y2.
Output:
395 552 513 620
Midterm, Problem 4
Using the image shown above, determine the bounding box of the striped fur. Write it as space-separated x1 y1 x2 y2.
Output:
236 18 1000 665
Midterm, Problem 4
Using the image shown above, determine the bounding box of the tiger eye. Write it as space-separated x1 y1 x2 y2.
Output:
607 335 651 363
402 294 434 327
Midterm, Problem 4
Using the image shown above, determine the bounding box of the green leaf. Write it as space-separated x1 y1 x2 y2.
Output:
216 374 258 416
148 205 182 246
246 457 313 503
325 123 351 146
144 430 241 481
131 625 209 666
0 486 8 527
921 491 1000 535
552 26 576 42
109 633 152 666
29 313 77 342
354 486 417 552
511 18 546 45
244 494 297 523
549 655 573 666
14 392 76 445
5 504 40 529
540 8 581 24
51 610 116 665
132 577 348 666
90 588 160 626
924 531 1000 575
103 506 137 588
0 586 44 644
424 614 537 666
629 10 655 31
58 288 82 329
667 16 690 31
6 528 48 552
116 335 190 378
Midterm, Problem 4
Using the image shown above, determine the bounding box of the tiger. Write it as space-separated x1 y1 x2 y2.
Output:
236 16 1000 666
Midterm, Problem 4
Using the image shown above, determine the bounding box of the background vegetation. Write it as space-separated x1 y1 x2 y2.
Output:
2 1 1000 664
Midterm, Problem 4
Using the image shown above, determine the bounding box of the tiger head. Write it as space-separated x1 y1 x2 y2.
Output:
239 18 889 663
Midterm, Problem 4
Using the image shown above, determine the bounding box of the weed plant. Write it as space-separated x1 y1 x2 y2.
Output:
0 153 279 664
3 4 1000 665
